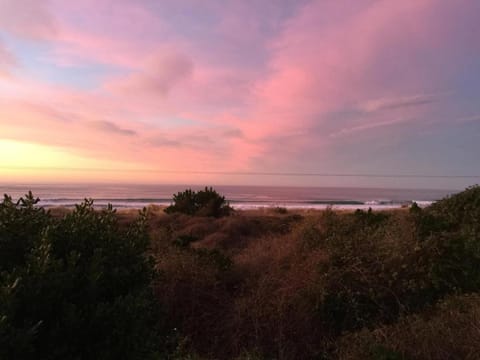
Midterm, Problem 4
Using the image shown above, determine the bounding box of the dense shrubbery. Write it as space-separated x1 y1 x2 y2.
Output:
165 187 232 217
0 193 164 359
409 186 480 297
2 186 480 359
311 187 480 338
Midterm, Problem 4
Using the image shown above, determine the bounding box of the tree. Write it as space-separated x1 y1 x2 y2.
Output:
165 187 232 217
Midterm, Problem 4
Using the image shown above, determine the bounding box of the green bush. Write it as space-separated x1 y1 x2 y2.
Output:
165 187 232 217
412 185 480 296
315 186 480 335
0 192 50 273
0 194 165 359
335 293 480 360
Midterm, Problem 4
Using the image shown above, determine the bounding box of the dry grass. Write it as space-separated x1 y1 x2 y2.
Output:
112 201 480 359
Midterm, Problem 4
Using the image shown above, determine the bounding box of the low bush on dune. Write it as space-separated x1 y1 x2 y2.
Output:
165 187 233 217
0 193 166 359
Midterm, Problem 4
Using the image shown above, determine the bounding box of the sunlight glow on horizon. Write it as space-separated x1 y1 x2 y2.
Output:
0 137 476 190
0 139 93 168
0 139 155 183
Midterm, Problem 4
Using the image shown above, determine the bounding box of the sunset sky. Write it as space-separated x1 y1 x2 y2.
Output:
0 0 479 188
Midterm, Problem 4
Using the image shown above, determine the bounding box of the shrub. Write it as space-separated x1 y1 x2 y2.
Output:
165 187 232 217
0 195 165 359
335 293 480 360
273 207 288 214
0 192 50 273
315 186 480 336
411 185 480 297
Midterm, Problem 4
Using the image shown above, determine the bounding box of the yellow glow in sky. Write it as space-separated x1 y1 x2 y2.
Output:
0 139 147 183
0 139 90 168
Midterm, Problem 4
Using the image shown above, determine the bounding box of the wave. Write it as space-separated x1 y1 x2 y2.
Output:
37 198 435 211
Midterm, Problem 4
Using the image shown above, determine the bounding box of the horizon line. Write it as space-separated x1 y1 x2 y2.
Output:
1 166 480 179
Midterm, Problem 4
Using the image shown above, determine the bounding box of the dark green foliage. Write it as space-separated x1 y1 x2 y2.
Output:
315 209 402 332
167 189 197 216
0 192 50 273
412 185 480 296
428 185 480 227
315 186 480 336
0 195 164 359
165 187 232 217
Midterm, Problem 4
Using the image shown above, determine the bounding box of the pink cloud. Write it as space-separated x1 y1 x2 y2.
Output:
0 40 15 76
359 93 440 113
87 120 137 136
2 0 479 184
42 1 271 119
251 0 436 121
329 118 414 139
0 0 56 39
106 52 194 97
0 81 258 175
234 0 478 165
0 0 171 69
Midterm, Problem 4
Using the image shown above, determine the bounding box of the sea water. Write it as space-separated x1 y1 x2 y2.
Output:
0 184 456 210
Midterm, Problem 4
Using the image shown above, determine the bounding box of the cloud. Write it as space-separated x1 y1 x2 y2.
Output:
360 94 439 113
222 128 245 139
329 118 412 138
1 0 480 185
456 115 480 123
0 40 16 75
44 0 169 68
107 52 194 97
17 101 76 122
0 0 56 39
88 120 137 136
148 135 182 148
236 0 480 169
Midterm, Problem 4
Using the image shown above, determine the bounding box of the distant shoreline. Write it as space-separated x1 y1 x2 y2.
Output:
1 183 451 212
42 200 424 211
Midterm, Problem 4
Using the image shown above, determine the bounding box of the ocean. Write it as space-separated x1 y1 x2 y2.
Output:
0 184 456 210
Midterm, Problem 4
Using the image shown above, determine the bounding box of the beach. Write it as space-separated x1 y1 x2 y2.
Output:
0 184 453 210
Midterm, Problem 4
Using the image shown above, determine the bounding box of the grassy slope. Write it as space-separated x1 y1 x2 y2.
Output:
133 187 480 359
33 187 480 359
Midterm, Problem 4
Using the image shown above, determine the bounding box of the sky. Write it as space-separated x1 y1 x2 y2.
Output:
0 0 479 189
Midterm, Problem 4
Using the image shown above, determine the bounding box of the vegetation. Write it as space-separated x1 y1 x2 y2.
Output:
1 186 480 359
165 187 233 217
0 193 165 359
